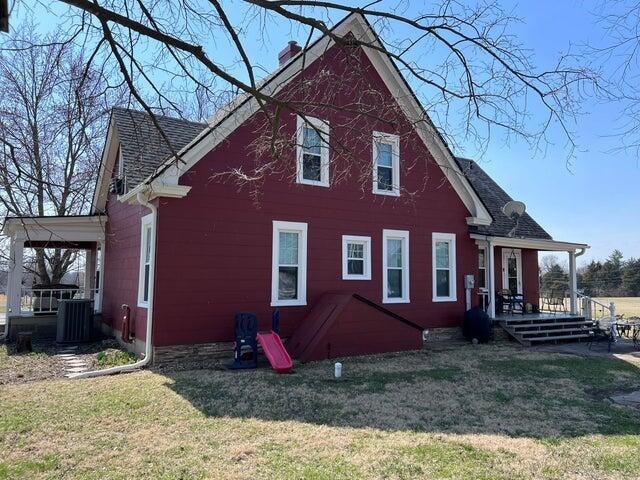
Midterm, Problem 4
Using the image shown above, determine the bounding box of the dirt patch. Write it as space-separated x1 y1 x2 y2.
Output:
0 338 137 384
0 341 64 384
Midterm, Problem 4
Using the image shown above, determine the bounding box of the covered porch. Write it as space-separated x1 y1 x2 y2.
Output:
473 234 619 345
472 235 592 319
2 215 107 337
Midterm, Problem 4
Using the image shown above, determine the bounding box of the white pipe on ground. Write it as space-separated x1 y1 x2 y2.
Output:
70 190 157 379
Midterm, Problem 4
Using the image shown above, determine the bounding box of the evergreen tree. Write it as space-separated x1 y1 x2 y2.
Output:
621 258 640 296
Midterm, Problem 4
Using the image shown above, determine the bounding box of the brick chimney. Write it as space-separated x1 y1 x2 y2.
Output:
278 41 302 66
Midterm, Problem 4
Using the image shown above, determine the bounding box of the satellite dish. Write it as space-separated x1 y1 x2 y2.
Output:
502 200 526 219
502 201 526 237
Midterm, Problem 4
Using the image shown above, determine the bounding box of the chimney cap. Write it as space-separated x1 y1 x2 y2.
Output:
278 40 302 65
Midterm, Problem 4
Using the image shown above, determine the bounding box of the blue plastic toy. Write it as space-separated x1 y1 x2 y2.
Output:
229 311 258 369
271 309 280 334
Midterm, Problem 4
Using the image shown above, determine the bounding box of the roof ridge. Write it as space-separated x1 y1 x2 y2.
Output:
112 107 207 127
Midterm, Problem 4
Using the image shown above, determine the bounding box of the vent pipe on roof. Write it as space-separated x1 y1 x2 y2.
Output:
278 41 302 65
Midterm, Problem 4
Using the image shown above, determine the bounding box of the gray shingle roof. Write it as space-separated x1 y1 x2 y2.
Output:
111 107 207 187
455 157 551 240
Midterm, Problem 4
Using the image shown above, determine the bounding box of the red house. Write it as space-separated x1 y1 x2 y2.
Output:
3 14 596 363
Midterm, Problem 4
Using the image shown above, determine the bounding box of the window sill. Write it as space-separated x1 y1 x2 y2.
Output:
382 297 410 304
373 188 400 197
432 296 457 303
298 179 330 188
342 275 372 281
137 301 149 309
271 300 307 307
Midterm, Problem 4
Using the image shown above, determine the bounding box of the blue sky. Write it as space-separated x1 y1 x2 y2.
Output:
474 1 640 266
16 1 640 266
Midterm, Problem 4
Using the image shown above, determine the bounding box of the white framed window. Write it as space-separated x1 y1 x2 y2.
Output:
382 229 409 303
271 220 308 306
478 247 488 291
137 213 154 308
372 131 400 196
432 232 457 302
296 116 330 187
342 235 371 280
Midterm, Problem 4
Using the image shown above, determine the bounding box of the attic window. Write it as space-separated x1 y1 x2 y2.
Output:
373 132 400 196
296 116 330 187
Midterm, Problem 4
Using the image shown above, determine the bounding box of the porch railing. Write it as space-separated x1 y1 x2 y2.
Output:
539 291 616 322
20 287 97 315
575 292 616 322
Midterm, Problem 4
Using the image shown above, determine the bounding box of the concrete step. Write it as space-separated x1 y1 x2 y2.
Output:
502 316 585 326
527 333 591 343
511 320 594 331
500 321 594 346
519 327 593 338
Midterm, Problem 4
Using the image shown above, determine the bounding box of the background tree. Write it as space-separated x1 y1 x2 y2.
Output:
578 260 604 297
621 258 640 296
601 249 624 295
0 26 116 284
539 254 569 295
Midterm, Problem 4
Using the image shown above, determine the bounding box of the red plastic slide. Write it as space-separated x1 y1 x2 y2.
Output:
257 331 293 374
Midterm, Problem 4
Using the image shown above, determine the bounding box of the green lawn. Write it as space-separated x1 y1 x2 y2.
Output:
1 343 640 479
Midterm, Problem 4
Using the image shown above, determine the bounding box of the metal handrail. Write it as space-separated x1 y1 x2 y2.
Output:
574 291 616 322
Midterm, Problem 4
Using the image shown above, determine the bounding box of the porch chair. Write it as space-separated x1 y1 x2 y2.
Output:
497 289 524 315
588 315 617 352
541 289 567 313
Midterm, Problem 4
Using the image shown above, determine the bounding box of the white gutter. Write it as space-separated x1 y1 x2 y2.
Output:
70 190 157 379
470 234 589 252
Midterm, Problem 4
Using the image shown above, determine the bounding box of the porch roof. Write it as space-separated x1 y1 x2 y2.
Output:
471 233 589 252
2 215 107 246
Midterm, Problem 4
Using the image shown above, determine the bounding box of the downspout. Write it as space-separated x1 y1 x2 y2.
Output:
70 190 157 378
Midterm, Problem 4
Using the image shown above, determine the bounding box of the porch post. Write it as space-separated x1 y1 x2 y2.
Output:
83 246 97 300
95 241 106 313
7 238 24 316
487 241 496 319
569 251 577 314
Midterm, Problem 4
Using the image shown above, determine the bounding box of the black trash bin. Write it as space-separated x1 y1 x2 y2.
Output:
463 306 493 343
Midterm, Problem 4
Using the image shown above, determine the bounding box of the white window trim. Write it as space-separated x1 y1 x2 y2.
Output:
382 229 410 304
137 213 155 308
478 246 488 292
342 235 372 280
372 131 400 196
296 115 330 187
432 232 457 302
271 220 308 307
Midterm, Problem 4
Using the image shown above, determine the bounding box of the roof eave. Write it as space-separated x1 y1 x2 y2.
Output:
470 234 589 252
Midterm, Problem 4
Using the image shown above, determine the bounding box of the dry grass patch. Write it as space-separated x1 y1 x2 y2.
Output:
1 343 640 479
593 297 640 318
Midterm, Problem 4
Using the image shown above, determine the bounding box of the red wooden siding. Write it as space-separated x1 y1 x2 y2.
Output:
102 193 152 341
151 42 481 348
